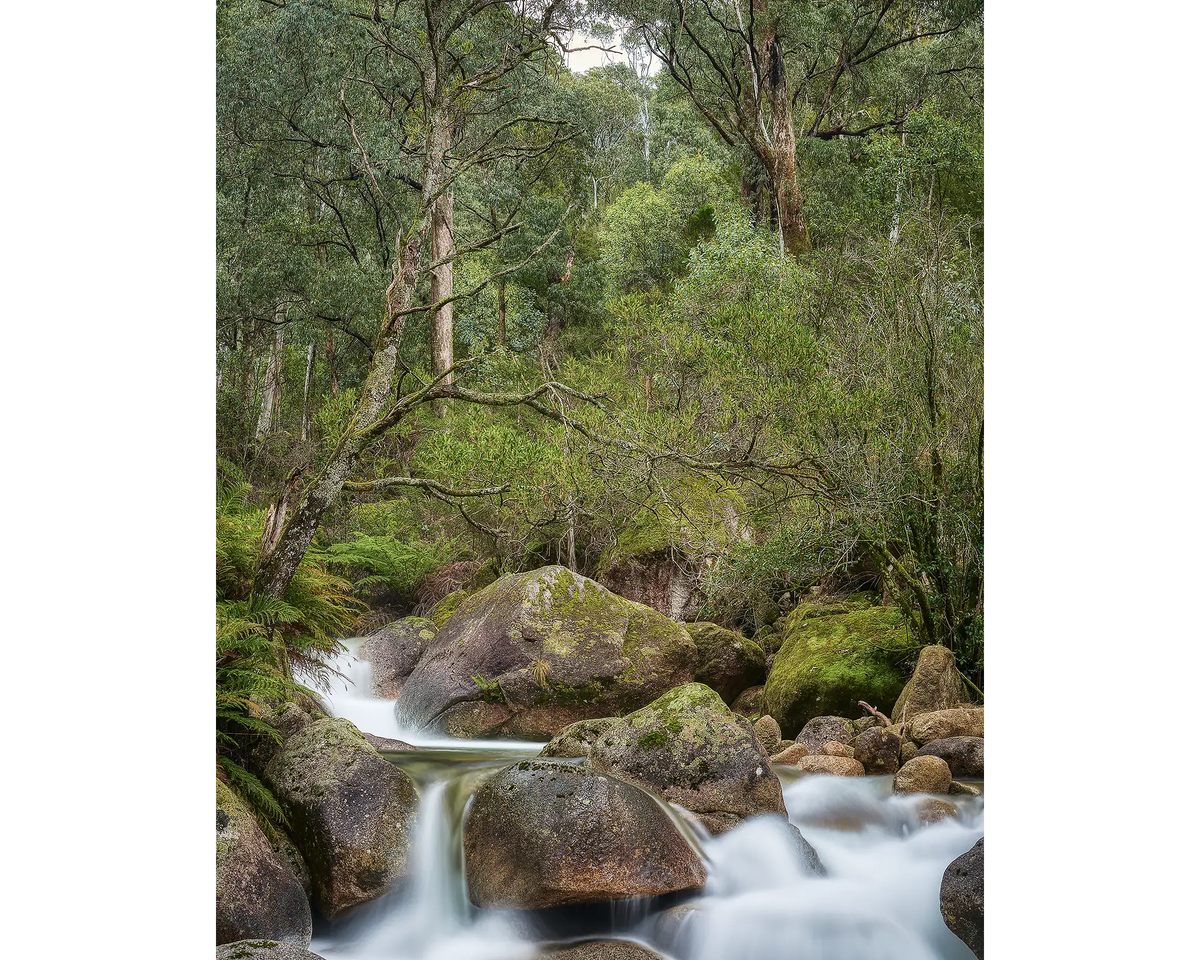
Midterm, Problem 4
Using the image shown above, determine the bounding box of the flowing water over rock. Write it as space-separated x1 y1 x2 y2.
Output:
310 640 983 960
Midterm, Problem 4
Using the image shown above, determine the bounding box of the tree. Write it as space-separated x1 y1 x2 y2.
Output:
235 0 587 599
600 0 983 256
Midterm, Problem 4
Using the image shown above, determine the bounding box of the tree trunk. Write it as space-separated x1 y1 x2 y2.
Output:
430 186 454 383
497 276 507 348
326 331 338 395
255 315 285 441
764 37 811 257
300 342 316 442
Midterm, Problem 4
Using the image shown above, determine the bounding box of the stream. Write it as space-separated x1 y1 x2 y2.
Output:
307 639 983 960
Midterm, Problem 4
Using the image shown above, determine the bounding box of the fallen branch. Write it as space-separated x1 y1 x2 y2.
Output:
858 701 891 726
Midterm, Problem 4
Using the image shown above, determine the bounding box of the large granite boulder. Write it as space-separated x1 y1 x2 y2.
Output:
581 683 786 835
917 736 984 779
216 781 311 946
908 708 984 745
794 716 856 755
684 621 766 703
891 645 969 722
595 483 747 620
893 755 953 795
941 838 984 958
217 943 327 960
262 717 419 920
358 617 436 697
395 567 697 739
763 605 911 736
463 759 706 909
853 726 902 775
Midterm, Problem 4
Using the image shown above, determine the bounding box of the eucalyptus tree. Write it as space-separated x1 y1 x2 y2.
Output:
598 0 983 256
221 0 595 601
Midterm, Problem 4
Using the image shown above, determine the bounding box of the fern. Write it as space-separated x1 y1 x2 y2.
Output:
323 533 448 598
216 461 360 833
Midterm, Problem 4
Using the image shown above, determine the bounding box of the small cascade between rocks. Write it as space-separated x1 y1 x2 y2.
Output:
307 641 983 960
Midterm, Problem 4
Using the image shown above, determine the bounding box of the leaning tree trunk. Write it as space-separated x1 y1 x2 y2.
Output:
300 342 316 441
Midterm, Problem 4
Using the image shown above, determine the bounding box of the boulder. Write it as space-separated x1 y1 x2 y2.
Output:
585 683 786 835
776 738 795 750
358 617 436 697
949 781 982 797
941 838 984 958
763 605 910 736
853 726 902 775
684 621 766 703
262 717 419 920
794 716 856 755
543 942 666 960
216 781 311 946
752 715 782 754
915 798 959 825
891 645 968 722
908 708 984 745
784 821 827 876
395 567 697 739
730 685 764 719
217 942 327 960
893 755 952 795
769 743 809 765
900 741 918 764
595 482 747 620
916 737 984 779
541 717 621 758
427 588 470 628
797 756 865 777
463 759 706 909
821 741 853 758
362 732 419 753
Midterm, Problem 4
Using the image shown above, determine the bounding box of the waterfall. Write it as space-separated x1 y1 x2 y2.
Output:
307 641 983 960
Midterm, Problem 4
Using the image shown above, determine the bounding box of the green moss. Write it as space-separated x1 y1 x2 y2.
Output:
638 729 669 749
429 589 470 629
598 479 747 573
763 605 916 736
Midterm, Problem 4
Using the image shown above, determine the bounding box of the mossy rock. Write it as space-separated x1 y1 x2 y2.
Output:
395 566 697 739
684 621 766 703
584 682 785 834
763 605 913 737
596 480 747 620
427 589 470 629
359 617 437 697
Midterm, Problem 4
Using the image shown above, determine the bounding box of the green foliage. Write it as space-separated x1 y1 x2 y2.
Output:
324 534 449 598
216 461 360 831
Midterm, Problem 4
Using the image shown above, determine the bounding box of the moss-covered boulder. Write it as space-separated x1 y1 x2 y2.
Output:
730 684 765 718
596 482 747 620
395 566 697 739
262 717 419 920
684 621 766 703
583 683 786 835
892 645 968 722
463 758 706 909
216 781 311 947
427 589 470 629
541 716 620 758
358 617 437 697
762 605 912 737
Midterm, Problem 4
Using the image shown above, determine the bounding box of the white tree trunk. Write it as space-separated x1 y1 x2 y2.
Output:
255 315 285 441
300 342 316 441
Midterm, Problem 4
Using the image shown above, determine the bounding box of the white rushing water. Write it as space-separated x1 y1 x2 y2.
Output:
309 641 983 960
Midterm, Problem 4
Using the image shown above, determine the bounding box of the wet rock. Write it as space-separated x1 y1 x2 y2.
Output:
262 717 419 920
543 941 667 960
784 821 827 876
795 716 856 755
216 781 311 946
395 566 697 739
853 726 902 775
541 717 621 758
915 798 959 825
916 737 984 779
463 759 706 909
941 838 984 958
908 708 984 745
797 755 865 777
585 683 786 835
684 621 766 703
820 741 853 757
949 780 982 797
752 715 782 754
267 830 312 900
893 755 952 795
769 743 810 765
891 645 968 722
358 617 437 697
217 942 327 960
652 904 700 948
362 732 419 753
900 741 919 764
